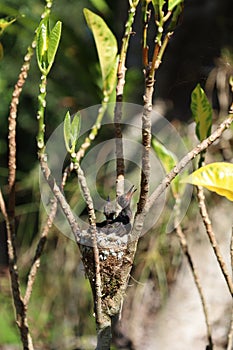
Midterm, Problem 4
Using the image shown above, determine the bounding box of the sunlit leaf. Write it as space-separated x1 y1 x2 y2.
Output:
152 138 180 197
168 0 183 11
64 111 72 153
182 162 233 201
83 8 118 94
191 84 213 141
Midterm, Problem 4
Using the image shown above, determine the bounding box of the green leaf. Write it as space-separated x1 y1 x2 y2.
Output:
168 3 183 31
36 19 62 75
83 8 118 94
182 162 233 201
64 111 72 153
47 21 62 72
64 112 81 154
70 112 81 152
152 138 180 197
191 84 213 141
168 0 183 11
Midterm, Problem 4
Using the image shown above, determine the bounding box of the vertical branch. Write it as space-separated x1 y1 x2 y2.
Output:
114 0 139 197
75 166 103 330
0 190 34 350
196 186 233 296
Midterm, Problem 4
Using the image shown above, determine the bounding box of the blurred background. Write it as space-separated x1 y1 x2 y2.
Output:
0 0 233 349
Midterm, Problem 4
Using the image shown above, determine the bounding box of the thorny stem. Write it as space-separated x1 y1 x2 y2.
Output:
174 198 213 348
114 0 139 197
196 186 233 297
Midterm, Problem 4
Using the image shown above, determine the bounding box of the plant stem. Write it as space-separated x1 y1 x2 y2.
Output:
37 74 47 156
76 97 109 163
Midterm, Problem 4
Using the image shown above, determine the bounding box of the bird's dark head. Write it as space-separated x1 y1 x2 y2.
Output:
117 185 137 209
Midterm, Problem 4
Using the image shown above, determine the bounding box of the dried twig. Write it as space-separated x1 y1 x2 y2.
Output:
196 186 233 296
174 198 213 348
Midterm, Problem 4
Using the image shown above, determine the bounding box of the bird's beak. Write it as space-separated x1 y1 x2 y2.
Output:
125 185 137 200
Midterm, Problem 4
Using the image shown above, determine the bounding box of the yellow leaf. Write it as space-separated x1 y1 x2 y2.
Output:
182 162 233 201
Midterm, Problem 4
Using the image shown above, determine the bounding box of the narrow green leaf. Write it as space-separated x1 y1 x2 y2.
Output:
64 111 72 153
168 0 183 11
47 21 62 73
168 3 183 31
152 0 165 10
191 84 213 141
182 162 233 201
152 138 180 197
70 112 81 152
83 8 118 87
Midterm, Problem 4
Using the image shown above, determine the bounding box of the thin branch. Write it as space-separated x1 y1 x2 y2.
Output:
131 114 233 239
24 199 57 306
174 198 213 348
39 155 81 242
114 0 139 197
196 186 233 297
